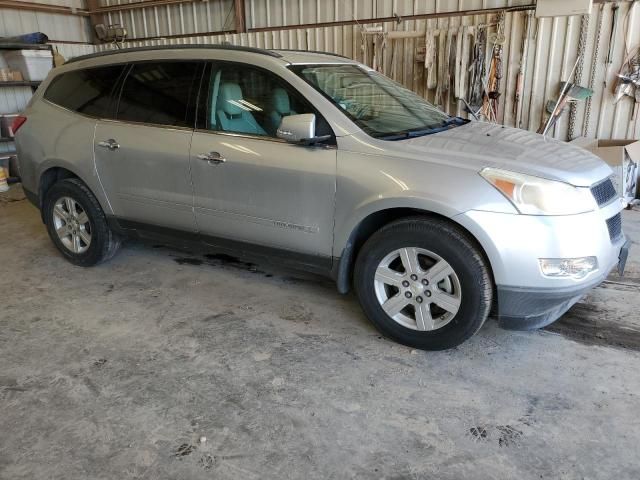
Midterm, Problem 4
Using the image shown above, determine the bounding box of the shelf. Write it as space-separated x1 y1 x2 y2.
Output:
0 43 51 51
0 137 15 142
0 81 41 87
0 150 17 158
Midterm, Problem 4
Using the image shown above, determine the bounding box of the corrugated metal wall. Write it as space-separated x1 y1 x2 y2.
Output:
101 0 236 40
93 0 640 140
2 0 640 144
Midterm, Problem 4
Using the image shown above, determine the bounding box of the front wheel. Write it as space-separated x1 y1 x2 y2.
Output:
43 178 121 266
354 216 493 350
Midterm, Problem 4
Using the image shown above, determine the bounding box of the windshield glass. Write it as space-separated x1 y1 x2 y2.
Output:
291 64 462 140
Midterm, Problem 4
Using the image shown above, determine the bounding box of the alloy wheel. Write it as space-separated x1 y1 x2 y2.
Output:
52 196 92 254
373 247 462 331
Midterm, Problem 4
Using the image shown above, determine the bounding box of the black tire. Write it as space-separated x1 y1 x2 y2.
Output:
354 216 493 350
43 178 121 266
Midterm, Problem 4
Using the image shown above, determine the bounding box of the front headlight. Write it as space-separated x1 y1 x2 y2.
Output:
480 167 597 215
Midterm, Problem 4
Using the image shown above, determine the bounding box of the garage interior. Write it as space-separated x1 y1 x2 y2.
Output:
1 0 640 478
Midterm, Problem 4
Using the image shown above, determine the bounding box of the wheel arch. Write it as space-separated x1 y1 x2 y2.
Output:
37 166 82 219
333 207 496 305
36 162 112 226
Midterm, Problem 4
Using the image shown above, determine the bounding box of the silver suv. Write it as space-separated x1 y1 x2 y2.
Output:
14 45 629 350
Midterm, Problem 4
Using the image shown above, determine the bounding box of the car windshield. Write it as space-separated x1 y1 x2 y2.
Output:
291 64 466 140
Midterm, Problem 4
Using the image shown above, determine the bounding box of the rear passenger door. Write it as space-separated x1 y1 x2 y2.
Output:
189 62 337 259
94 61 202 232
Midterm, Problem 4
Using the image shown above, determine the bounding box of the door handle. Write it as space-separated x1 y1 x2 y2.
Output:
97 139 120 151
197 151 226 165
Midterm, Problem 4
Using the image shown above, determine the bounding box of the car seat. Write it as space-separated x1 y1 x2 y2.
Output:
267 87 297 135
216 82 266 135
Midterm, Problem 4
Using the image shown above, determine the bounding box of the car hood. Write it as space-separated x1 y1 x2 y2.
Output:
394 121 612 187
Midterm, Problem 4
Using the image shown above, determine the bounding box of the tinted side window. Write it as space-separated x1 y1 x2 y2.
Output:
44 65 125 118
116 61 200 127
201 62 333 139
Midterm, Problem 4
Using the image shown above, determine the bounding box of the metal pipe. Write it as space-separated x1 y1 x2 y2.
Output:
248 5 536 33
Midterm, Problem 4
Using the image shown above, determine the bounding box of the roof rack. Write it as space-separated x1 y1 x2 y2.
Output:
272 49 349 59
66 44 283 64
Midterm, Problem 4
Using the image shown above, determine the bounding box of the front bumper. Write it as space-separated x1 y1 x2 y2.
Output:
495 262 611 330
454 201 627 330
498 239 629 330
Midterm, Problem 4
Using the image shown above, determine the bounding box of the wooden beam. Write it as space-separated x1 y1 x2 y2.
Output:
89 0 194 14
0 0 88 16
126 29 235 42
234 0 246 33
85 0 104 44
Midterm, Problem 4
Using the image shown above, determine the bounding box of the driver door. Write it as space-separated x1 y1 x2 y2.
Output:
189 62 337 260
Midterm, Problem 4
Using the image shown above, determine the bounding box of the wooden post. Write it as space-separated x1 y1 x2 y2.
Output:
234 0 246 33
85 0 104 44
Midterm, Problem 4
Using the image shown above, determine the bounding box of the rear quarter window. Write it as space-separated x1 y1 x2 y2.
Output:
43 65 125 118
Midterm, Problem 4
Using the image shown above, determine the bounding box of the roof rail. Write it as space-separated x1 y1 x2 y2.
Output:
271 49 350 59
66 44 283 64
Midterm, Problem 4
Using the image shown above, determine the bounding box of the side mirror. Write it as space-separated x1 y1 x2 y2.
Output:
277 113 331 146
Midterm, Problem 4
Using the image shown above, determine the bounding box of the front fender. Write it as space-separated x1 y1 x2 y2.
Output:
333 193 461 253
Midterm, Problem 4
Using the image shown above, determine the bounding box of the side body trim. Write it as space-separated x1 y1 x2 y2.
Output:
110 217 335 277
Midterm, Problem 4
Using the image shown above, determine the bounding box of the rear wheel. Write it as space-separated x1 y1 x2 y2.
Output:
354 216 492 350
44 178 120 266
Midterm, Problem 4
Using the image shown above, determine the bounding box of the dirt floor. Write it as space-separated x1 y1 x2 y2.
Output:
1 185 639 480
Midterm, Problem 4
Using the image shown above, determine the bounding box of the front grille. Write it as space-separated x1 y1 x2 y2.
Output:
590 178 617 206
606 213 623 242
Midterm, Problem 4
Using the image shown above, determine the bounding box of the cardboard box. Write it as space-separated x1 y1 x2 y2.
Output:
3 49 53 81
0 68 23 82
571 137 639 205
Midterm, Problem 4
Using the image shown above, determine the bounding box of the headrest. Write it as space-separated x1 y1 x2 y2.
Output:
271 87 291 114
220 82 244 116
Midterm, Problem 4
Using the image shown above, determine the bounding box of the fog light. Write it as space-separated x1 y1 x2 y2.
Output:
539 257 598 279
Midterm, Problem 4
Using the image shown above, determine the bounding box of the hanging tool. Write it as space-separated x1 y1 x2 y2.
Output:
454 26 463 102
604 2 620 89
443 30 455 109
614 46 640 113
481 12 506 122
456 26 471 108
539 55 581 135
468 27 486 110
539 72 593 136
435 32 447 107
515 11 533 128
425 31 437 90
459 97 481 120
545 83 593 134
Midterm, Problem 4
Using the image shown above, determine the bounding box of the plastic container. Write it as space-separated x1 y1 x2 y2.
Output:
3 49 53 81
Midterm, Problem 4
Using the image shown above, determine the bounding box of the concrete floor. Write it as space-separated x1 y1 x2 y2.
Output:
1 184 639 480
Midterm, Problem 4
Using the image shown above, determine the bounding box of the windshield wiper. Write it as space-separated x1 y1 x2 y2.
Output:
377 117 470 140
